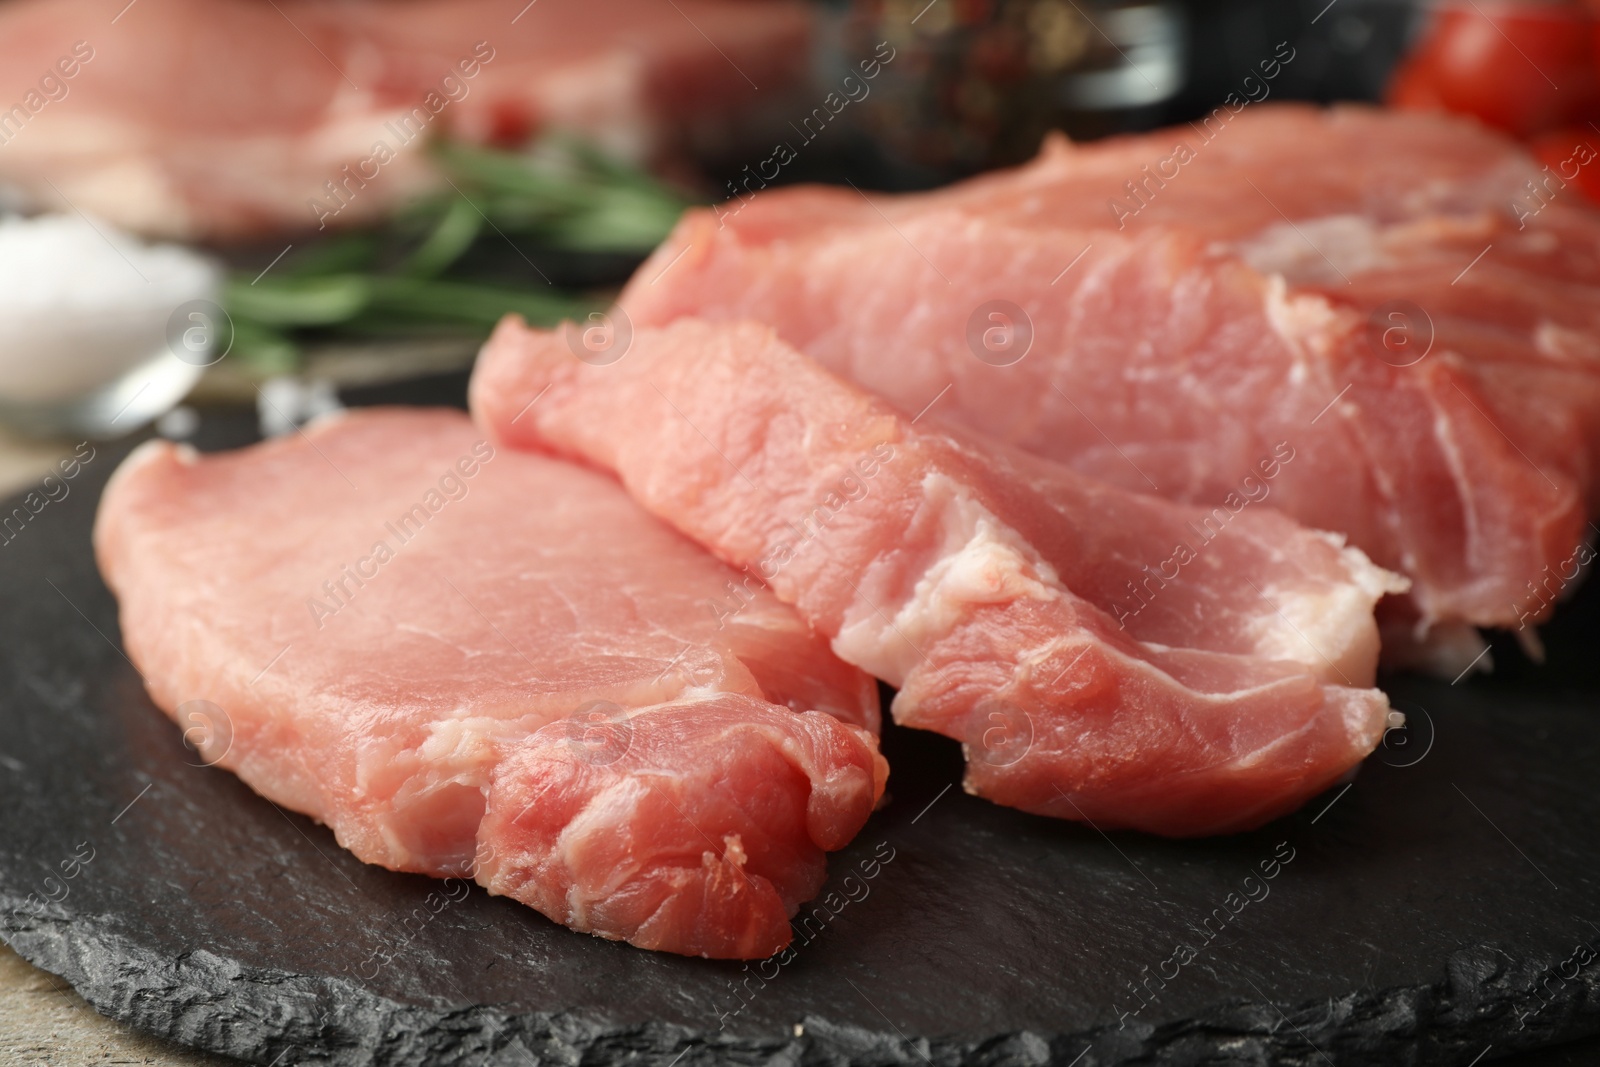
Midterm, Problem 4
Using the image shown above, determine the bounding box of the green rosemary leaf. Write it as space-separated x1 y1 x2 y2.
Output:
220 135 679 376
364 275 592 328
228 320 301 376
276 232 382 278
225 275 375 327
403 196 483 278
429 137 690 252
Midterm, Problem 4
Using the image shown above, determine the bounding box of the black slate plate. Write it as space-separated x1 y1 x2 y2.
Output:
3 382 1599 1067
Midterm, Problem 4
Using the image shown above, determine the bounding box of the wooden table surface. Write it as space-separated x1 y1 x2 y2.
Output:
0 346 478 1067
2 435 218 1065
0 431 75 502
0 945 231 1066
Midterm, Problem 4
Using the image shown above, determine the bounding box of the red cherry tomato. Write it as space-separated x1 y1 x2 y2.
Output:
1529 125 1600 203
1387 1 1600 139
482 99 536 148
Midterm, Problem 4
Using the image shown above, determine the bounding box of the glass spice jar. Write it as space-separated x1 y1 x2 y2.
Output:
840 0 1186 180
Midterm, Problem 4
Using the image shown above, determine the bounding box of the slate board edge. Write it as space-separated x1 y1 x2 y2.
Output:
6 901 1598 1067
10 402 1599 1067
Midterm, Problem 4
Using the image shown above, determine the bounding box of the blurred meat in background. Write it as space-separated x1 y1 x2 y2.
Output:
0 0 1439 239
2 0 1598 444
0 0 810 239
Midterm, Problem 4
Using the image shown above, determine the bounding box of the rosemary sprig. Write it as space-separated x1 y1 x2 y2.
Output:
226 273 589 330
421 137 689 254
222 135 690 374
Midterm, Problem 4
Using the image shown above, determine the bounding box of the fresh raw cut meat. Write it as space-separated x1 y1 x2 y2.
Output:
472 316 1404 836
0 0 809 238
94 408 883 958
620 104 1600 672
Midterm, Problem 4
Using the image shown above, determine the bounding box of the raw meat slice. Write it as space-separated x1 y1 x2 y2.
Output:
478 697 878 955
472 316 1403 836
0 0 809 238
619 104 1600 666
680 104 1573 241
93 407 883 958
